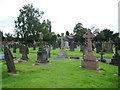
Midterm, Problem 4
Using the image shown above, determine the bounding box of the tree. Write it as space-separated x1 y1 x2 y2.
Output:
4 33 14 41
73 23 83 33
66 31 69 36
14 3 44 44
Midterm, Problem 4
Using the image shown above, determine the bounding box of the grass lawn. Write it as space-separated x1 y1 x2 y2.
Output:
1 52 119 88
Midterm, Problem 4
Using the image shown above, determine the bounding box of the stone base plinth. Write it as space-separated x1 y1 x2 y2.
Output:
81 60 99 70
57 49 67 59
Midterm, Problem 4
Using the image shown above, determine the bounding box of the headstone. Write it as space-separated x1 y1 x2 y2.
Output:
57 33 67 58
35 50 49 65
13 44 17 53
20 45 29 60
69 42 75 51
105 40 113 53
4 46 17 74
81 29 99 70
45 45 50 58
110 42 120 66
65 41 69 49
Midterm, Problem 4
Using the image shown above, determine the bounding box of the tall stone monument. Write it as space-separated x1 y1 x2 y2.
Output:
57 33 67 58
34 32 50 65
81 29 99 70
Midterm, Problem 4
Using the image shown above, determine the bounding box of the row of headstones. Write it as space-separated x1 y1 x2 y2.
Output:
3 44 51 74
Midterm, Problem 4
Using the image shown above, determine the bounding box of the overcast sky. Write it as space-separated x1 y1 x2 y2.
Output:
0 0 119 35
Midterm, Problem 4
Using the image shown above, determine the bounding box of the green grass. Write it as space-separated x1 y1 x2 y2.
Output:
2 53 119 88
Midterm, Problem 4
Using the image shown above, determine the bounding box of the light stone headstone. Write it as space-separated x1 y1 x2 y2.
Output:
81 29 99 70
65 41 69 49
69 42 75 51
45 45 50 58
57 33 67 58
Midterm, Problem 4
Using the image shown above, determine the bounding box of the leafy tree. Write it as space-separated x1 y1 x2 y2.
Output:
66 31 69 36
14 3 44 44
73 23 83 33
4 33 14 41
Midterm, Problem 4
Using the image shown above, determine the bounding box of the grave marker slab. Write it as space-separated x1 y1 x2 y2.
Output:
4 46 16 74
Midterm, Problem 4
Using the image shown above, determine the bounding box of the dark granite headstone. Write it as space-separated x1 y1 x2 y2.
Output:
35 50 49 65
69 42 75 51
20 45 29 60
4 46 16 74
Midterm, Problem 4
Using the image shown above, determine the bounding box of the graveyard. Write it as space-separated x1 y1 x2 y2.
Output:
0 2 120 89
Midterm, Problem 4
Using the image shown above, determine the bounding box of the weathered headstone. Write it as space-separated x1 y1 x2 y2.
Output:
45 45 50 58
57 33 67 58
69 42 75 51
34 32 50 65
110 42 120 66
4 46 17 74
35 50 49 65
65 41 69 49
81 29 99 70
20 45 29 60
105 39 113 53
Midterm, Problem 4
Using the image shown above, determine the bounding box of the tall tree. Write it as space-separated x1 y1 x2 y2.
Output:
14 3 44 43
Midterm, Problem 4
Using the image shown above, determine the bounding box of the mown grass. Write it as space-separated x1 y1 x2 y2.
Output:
1 52 119 88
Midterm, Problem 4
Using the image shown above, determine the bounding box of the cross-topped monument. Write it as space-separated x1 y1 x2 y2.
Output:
57 33 67 58
81 29 99 70
83 29 95 52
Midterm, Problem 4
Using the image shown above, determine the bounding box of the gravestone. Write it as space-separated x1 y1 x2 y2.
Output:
20 45 29 60
45 45 50 58
65 41 69 49
4 46 17 74
81 29 99 70
34 32 50 65
82 42 88 57
57 33 67 58
105 40 113 53
110 42 120 66
35 50 49 65
69 42 75 51
13 44 17 53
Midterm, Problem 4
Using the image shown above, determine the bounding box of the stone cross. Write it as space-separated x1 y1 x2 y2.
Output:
61 33 64 49
83 29 95 52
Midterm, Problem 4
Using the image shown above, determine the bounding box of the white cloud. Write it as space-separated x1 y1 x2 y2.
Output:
0 0 119 35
